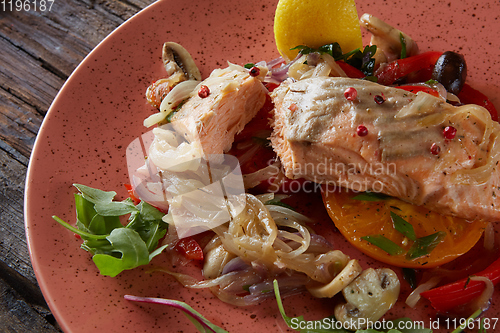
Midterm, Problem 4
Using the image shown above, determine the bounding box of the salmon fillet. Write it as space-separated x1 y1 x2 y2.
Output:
171 64 267 155
271 77 500 222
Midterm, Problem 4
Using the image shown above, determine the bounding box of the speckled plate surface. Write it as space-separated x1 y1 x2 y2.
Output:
25 0 500 332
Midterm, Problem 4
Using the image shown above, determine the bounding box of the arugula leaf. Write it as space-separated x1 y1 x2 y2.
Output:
351 192 391 202
74 183 138 216
92 228 150 277
362 235 404 256
127 201 167 252
406 231 446 260
53 184 168 277
390 212 416 241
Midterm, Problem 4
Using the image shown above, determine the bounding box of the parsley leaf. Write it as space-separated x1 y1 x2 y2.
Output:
291 42 377 76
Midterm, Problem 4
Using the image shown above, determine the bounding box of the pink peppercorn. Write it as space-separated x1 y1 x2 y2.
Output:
344 87 357 101
249 66 260 77
357 125 368 137
443 126 457 140
198 85 210 98
430 143 441 155
374 94 385 104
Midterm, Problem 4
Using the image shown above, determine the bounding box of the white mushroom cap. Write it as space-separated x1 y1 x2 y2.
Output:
334 268 400 330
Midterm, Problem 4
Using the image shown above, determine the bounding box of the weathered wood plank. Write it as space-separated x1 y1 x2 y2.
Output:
0 36 64 115
0 145 34 283
0 87 43 159
0 11 91 79
0 276 61 333
0 2 155 332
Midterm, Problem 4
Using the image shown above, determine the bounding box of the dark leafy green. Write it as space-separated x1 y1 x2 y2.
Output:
402 268 417 289
291 42 377 76
53 184 168 277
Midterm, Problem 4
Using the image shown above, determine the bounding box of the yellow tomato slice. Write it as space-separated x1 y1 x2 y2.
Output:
322 189 487 268
274 0 363 61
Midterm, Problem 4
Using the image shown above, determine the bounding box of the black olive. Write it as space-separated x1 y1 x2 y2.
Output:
431 51 467 95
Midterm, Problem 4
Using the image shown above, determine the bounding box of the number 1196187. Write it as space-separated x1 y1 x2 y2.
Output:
1 0 54 11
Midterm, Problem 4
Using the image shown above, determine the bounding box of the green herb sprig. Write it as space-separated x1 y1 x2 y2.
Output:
291 42 377 77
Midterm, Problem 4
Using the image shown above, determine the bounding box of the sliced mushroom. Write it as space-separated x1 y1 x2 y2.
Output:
162 42 202 81
202 236 235 279
360 14 418 64
306 259 362 298
334 268 400 330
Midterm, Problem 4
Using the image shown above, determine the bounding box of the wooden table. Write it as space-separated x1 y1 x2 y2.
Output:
0 1 156 331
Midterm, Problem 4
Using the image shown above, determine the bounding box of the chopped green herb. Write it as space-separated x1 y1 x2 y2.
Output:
362 235 404 255
244 63 255 69
390 211 417 241
406 231 446 260
400 32 407 59
425 79 438 85
351 191 391 201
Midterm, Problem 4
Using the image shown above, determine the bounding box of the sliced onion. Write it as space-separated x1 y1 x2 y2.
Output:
221 257 250 275
243 161 281 189
143 111 169 128
405 276 441 308
470 276 494 311
159 79 199 114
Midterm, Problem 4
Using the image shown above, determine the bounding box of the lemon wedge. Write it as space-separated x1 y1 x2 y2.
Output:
274 0 363 61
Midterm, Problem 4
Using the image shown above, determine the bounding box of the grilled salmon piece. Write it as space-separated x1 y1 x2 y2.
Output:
271 77 500 222
171 64 267 155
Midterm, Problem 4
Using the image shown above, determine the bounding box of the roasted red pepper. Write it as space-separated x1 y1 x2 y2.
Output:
376 51 443 86
420 256 500 312
336 61 365 79
176 237 204 261
458 83 498 122
395 85 440 98
124 184 141 205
